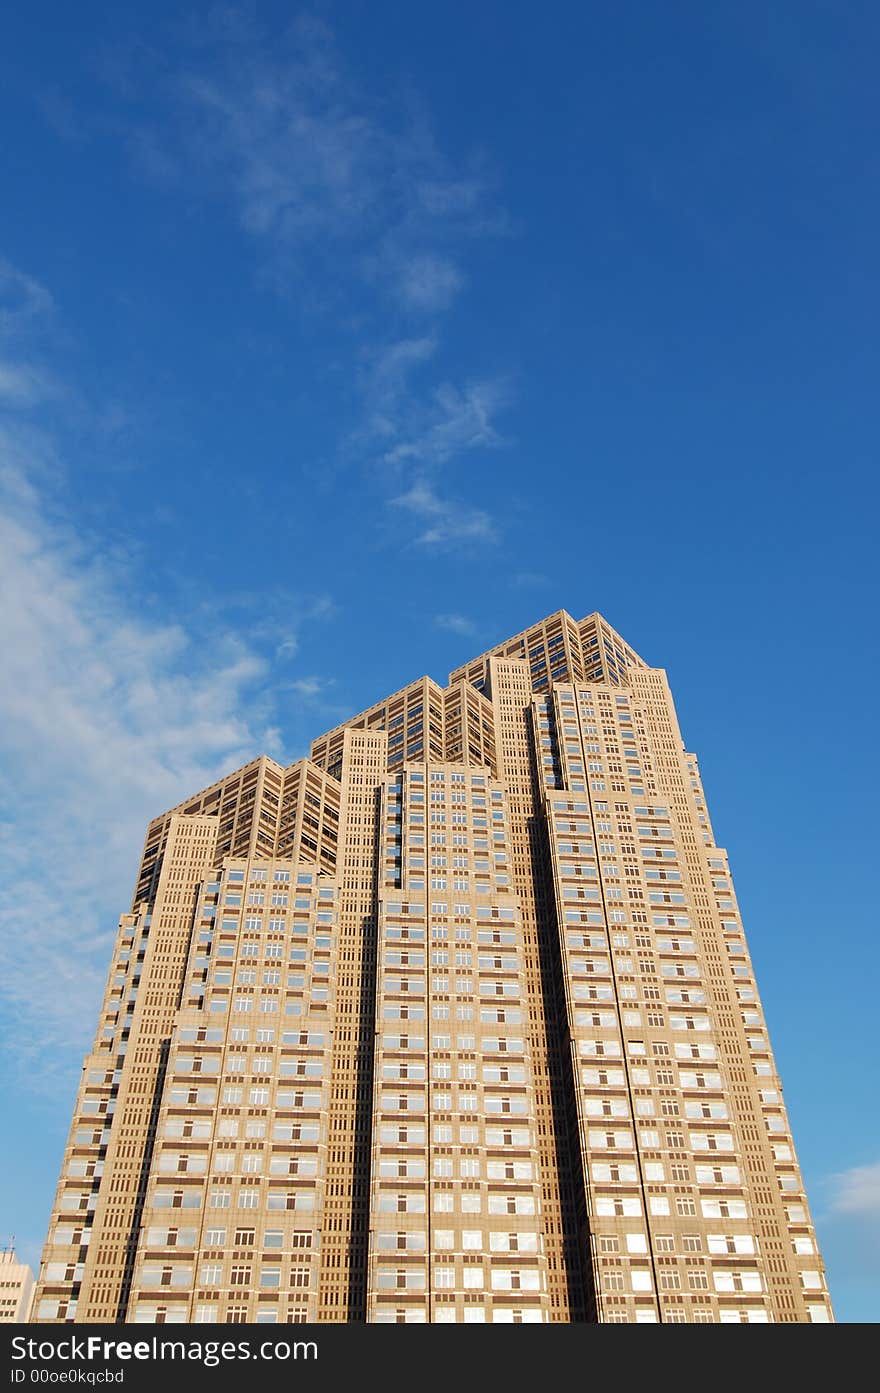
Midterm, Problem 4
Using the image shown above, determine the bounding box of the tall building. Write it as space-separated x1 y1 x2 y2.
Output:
33 610 832 1324
0 1248 35 1322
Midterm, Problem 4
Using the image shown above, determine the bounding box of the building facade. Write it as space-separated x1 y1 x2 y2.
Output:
33 611 832 1323
0 1249 35 1322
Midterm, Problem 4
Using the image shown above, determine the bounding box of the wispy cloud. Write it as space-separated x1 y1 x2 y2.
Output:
0 360 59 406
0 257 55 332
0 512 278 1081
396 254 464 313
380 378 510 469
355 335 439 444
36 87 88 145
0 261 62 410
0 258 328 1086
222 592 336 666
813 1159 880 1315
510 570 551 588
0 477 279 1082
390 479 497 549
354 336 511 479
434 613 476 636
288 675 334 698
828 1162 880 1217
96 16 515 534
164 12 496 310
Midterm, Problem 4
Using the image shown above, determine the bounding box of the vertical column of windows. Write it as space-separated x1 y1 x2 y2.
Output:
317 730 385 1318
487 658 582 1319
368 766 549 1324
546 683 780 1322
626 667 830 1322
60 816 218 1322
127 858 337 1324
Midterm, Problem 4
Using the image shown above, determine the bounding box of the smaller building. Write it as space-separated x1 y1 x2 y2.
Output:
0 1248 35 1322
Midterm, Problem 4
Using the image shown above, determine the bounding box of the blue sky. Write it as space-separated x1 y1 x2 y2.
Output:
1 1 877 1321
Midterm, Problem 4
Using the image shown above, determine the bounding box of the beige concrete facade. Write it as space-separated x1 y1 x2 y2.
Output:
0 1250 35 1322
33 610 832 1323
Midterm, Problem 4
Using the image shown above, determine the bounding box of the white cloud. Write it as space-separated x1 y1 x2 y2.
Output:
354 339 510 480
390 480 497 549
397 255 464 312
0 480 279 1083
415 177 492 220
104 19 515 534
166 15 499 302
36 87 87 145
356 336 438 442
0 257 54 334
829 1162 880 1217
239 593 336 664
0 262 64 413
0 418 59 501
288 675 333 698
510 570 551 588
434 613 476 636
366 336 438 395
0 360 57 405
179 68 377 245
381 377 509 470
0 260 329 1086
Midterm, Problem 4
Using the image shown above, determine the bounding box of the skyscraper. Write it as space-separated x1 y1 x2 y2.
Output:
32 610 832 1324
